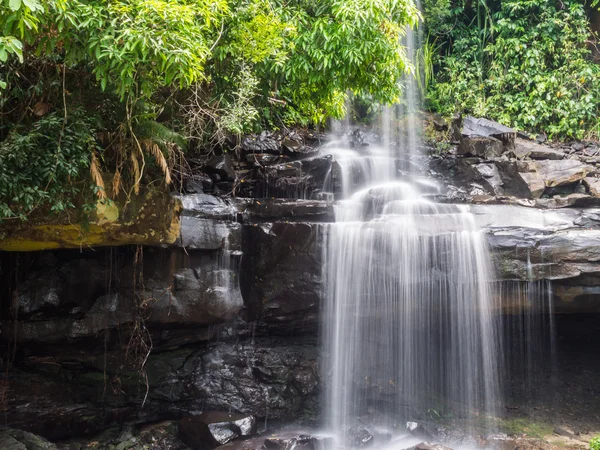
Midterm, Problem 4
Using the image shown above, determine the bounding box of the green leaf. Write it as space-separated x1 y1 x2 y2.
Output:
9 0 22 12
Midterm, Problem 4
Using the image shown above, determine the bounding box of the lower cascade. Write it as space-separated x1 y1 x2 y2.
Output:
322 140 500 447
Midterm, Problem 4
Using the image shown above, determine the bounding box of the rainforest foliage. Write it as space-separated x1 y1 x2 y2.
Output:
0 0 599 219
423 0 600 139
0 0 418 219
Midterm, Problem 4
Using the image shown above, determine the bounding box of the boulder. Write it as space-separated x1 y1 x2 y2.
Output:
178 413 256 449
517 172 547 199
457 135 504 158
451 160 533 198
472 163 504 195
462 116 516 147
206 155 237 182
584 177 600 196
510 138 565 160
517 159 596 199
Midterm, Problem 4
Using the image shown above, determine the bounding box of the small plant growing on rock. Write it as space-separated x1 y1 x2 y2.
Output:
590 435 600 450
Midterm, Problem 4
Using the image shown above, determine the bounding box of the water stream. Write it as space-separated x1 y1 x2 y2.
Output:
319 20 501 449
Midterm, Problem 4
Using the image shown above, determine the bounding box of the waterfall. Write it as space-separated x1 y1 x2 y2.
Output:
320 16 501 447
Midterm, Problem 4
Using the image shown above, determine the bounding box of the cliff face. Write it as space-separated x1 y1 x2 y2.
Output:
2 123 600 444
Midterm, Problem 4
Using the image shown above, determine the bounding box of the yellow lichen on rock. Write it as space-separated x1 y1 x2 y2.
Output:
0 191 182 251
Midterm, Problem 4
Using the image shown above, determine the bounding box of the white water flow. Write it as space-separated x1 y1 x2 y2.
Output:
322 20 500 447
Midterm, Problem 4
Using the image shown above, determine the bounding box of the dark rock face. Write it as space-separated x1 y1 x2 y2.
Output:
253 155 333 199
187 339 319 419
240 222 323 330
1 333 318 440
2 248 246 344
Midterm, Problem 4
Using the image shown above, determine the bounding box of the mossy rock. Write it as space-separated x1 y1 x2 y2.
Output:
0 189 182 251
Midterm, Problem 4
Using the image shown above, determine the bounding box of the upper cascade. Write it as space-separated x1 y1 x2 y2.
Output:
319 20 502 447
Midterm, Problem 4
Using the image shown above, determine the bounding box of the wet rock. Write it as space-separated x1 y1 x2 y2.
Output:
282 138 318 157
179 216 241 251
457 135 504 158
256 155 333 199
408 444 454 450
407 422 436 442
345 428 375 448
433 426 480 448
263 435 325 450
0 429 57 450
234 199 334 223
187 338 319 419
242 132 281 154
147 263 244 326
184 174 213 194
177 193 241 251
179 193 236 220
240 222 322 328
206 155 237 182
2 335 318 440
246 153 281 166
2 245 247 343
215 432 332 450
14 258 105 317
178 413 256 449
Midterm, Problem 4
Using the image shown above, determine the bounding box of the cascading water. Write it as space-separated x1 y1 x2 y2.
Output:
320 16 501 448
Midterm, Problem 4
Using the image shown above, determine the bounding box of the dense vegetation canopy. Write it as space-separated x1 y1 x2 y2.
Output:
0 0 599 219
423 0 600 139
0 0 418 219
